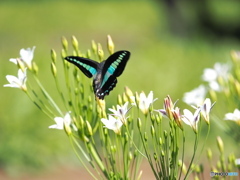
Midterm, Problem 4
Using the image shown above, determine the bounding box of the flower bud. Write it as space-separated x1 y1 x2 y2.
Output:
88 96 92 104
61 49 67 59
150 112 155 123
125 86 134 98
97 43 104 62
217 136 224 154
79 84 84 96
74 87 79 95
172 107 183 130
51 62 57 78
86 120 93 136
79 115 84 129
86 49 91 59
153 152 157 161
178 160 187 175
124 132 128 143
156 113 162 124
150 125 155 137
164 95 174 120
128 152 133 160
207 148 212 161
76 74 80 83
107 35 114 55
110 145 116 153
61 36 68 51
51 49 57 63
134 150 138 157
161 150 165 157
117 94 123 106
144 132 148 142
194 165 200 173
91 40 97 54
122 93 128 104
164 130 168 138
159 137 163 145
72 50 78 56
89 104 93 112
97 98 106 113
209 89 217 102
71 36 78 51
32 62 38 75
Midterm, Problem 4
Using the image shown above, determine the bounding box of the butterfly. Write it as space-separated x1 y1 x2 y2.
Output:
64 50 130 100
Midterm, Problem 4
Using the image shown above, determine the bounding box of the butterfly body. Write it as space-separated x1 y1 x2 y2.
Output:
65 50 130 99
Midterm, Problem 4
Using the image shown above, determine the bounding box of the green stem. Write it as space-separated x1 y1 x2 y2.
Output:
25 90 54 119
163 130 169 179
34 75 63 116
125 124 146 158
138 127 159 179
87 142 109 179
183 132 199 180
171 124 179 179
70 135 98 180
53 75 68 111
178 131 185 180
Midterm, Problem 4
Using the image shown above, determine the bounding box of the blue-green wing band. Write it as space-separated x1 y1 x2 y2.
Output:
100 51 130 88
65 56 99 78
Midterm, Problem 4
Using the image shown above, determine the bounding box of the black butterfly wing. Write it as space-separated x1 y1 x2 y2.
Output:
64 56 99 78
95 50 130 99
95 76 118 100
102 50 130 78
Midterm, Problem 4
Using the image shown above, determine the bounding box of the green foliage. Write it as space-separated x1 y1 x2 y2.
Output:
1 0 240 177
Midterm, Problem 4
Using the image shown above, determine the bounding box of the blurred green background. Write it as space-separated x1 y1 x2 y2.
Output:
1 0 240 178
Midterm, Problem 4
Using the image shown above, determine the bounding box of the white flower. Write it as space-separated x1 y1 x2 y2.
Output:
10 46 35 69
202 63 229 82
200 98 215 124
49 113 76 133
224 109 240 124
4 69 27 91
181 108 201 133
202 63 229 91
183 85 207 106
235 158 240 166
129 96 136 106
138 91 157 115
101 115 123 134
109 102 129 124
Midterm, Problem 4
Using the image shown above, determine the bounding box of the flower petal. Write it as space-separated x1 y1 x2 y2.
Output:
20 46 35 68
101 115 123 133
202 68 217 82
183 85 207 106
9 58 18 64
49 117 64 129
